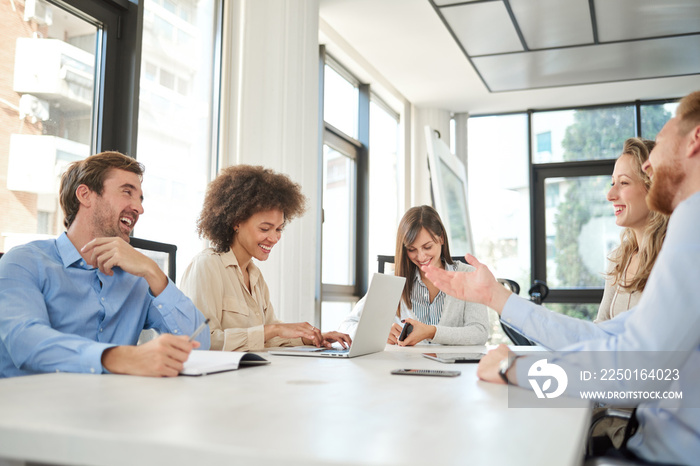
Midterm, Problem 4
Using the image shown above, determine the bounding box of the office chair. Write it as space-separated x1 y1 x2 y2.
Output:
498 280 550 346
129 237 178 345
129 237 177 281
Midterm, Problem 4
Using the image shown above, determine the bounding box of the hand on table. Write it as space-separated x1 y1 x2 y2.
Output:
476 344 516 385
267 322 324 346
397 318 436 346
101 334 199 377
318 331 352 349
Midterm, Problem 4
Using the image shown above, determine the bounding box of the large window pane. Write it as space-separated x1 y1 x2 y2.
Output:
322 144 356 286
641 102 678 141
467 114 531 291
545 175 619 289
532 106 635 163
135 0 219 282
323 64 358 138
368 100 400 278
1 0 97 251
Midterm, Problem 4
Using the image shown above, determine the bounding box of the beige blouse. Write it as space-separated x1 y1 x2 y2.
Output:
180 248 302 351
594 261 642 323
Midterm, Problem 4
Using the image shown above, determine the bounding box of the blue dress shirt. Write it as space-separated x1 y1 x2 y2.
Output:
0 233 210 378
502 191 700 465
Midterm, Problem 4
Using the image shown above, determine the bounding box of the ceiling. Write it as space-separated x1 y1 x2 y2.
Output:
319 0 700 114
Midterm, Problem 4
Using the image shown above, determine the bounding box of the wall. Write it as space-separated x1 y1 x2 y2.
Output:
219 0 320 324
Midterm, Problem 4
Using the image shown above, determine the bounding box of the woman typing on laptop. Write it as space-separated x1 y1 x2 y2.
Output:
339 205 489 346
180 165 351 352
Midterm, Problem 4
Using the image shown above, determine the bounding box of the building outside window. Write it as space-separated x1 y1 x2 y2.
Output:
1 0 96 252
0 0 221 286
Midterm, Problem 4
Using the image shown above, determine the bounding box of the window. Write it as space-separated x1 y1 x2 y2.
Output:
1 0 101 251
469 99 679 321
134 0 221 283
319 52 373 331
323 60 359 139
467 114 531 290
536 131 551 155
368 97 401 281
641 102 680 141
1 0 222 280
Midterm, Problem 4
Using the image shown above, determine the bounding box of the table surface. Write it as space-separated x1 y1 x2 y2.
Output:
0 345 590 466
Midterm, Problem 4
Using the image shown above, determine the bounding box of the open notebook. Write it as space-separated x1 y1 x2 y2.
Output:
180 351 270 376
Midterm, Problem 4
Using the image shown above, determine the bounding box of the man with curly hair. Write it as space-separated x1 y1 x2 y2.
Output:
0 152 210 378
181 164 351 352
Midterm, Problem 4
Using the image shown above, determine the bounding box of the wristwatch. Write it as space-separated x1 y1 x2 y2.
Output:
498 356 518 385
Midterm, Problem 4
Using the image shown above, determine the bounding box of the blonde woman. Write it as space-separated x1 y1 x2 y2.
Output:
596 138 669 322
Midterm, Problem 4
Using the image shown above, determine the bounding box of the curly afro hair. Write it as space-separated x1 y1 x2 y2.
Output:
197 165 307 252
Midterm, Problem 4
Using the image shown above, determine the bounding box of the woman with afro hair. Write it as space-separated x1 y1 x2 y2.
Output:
181 165 351 352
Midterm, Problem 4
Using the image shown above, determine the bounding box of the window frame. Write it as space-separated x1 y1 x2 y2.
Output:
319 48 370 311
50 0 143 156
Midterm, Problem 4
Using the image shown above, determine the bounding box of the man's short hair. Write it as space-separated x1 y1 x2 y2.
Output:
677 90 700 133
59 151 145 229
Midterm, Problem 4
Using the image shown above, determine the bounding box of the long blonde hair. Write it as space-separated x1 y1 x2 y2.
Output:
607 138 669 292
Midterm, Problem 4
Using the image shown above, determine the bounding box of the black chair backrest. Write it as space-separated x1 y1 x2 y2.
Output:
129 237 177 281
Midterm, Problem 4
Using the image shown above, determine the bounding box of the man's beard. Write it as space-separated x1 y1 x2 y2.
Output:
92 200 129 240
647 161 685 215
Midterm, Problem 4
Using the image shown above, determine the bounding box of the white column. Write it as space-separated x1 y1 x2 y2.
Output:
410 107 452 207
219 0 320 324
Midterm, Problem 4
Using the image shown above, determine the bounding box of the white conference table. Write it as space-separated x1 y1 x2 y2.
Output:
0 345 590 466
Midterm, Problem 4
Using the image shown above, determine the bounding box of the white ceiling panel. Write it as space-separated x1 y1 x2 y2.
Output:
473 35 700 92
320 0 700 113
596 0 700 42
510 0 594 49
441 2 523 56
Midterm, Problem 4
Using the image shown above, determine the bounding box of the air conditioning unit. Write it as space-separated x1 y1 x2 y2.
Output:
19 94 50 123
24 0 53 26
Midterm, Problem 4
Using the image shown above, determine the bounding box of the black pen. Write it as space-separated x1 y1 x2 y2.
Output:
188 318 210 342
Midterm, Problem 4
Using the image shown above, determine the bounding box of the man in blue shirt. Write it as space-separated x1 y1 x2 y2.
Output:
0 151 210 378
424 90 700 465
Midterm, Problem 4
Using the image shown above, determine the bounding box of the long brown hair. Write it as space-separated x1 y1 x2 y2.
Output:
607 138 669 292
394 205 452 309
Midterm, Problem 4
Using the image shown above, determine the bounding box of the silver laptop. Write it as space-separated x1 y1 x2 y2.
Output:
269 273 406 358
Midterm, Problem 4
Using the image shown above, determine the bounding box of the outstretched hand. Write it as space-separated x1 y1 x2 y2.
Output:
422 254 511 313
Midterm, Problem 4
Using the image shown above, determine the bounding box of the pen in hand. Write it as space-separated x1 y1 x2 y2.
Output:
188 318 210 342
